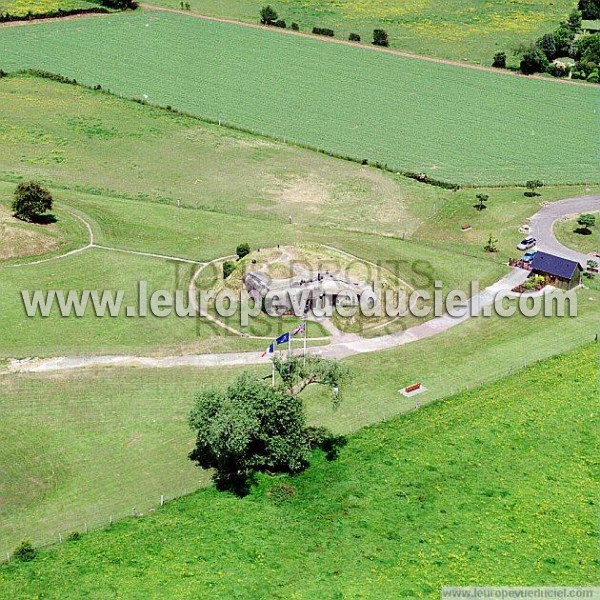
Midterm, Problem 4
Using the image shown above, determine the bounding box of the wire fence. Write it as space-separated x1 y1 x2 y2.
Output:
0 484 203 564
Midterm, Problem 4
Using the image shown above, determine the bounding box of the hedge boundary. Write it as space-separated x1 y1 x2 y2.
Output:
0 7 111 23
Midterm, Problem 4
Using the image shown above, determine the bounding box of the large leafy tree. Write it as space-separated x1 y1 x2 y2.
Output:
579 0 600 20
12 181 53 222
578 33 600 63
189 358 351 494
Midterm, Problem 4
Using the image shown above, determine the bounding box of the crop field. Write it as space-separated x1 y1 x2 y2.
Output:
0 12 596 185
0 343 595 595
150 0 575 65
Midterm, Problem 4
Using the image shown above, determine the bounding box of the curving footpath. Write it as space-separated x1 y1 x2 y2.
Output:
7 195 599 374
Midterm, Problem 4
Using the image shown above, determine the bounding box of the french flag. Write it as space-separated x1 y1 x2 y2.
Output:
261 343 274 358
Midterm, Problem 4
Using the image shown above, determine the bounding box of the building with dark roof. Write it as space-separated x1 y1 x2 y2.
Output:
530 251 583 290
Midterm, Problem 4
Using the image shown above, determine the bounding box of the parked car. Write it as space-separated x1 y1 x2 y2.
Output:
517 237 536 250
522 251 537 263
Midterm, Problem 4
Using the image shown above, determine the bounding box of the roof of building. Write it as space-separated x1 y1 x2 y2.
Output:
582 19 600 32
530 251 582 279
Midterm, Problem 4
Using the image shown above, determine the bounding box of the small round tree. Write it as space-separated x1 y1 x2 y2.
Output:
525 179 544 196
260 5 278 25
492 51 507 68
484 234 499 253
236 242 251 260
577 213 596 234
373 29 389 47
12 181 53 222
476 193 489 211
14 540 36 562
223 260 236 279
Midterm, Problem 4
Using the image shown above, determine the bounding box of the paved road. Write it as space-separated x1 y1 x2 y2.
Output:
530 195 600 264
7 195 598 373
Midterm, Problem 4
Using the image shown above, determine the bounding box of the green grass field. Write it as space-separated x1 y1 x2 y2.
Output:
0 74 442 237
0 12 596 185
0 31 596 588
149 0 576 65
0 187 506 357
553 213 599 255
0 343 595 596
5 74 596 258
0 285 597 554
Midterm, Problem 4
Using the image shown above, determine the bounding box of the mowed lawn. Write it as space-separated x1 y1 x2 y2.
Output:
0 287 597 555
0 11 596 185
553 213 600 255
0 343 596 596
150 0 575 64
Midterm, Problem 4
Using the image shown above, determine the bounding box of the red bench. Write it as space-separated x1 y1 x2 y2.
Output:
405 382 422 394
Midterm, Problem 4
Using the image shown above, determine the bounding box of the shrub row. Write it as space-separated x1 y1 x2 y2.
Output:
0 7 110 23
312 27 335 37
20 69 461 191
403 172 460 190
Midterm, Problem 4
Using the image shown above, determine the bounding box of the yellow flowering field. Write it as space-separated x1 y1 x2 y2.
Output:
0 0 98 17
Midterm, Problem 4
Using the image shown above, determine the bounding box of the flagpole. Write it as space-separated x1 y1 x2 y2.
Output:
271 358 275 387
288 335 292 358
303 318 307 366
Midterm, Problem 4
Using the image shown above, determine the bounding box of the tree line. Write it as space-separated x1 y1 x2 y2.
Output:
493 2 600 82
260 5 389 46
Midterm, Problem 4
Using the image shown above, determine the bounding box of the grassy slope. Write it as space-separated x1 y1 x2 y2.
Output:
0 195 87 260
0 181 507 357
0 291 597 554
148 0 575 65
3 75 597 260
0 14 596 185
0 63 596 569
0 75 441 237
0 343 596 597
553 213 600 255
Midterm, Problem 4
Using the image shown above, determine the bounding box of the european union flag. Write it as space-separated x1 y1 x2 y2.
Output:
276 332 290 345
